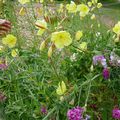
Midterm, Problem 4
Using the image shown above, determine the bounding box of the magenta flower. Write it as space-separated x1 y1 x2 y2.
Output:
0 63 7 70
102 68 110 80
67 106 84 120
41 106 47 115
93 55 107 68
112 108 120 119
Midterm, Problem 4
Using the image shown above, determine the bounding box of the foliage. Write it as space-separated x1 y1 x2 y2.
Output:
0 0 120 120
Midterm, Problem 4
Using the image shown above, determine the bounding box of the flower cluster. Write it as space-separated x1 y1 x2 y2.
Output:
93 55 110 79
112 108 120 119
67 106 84 120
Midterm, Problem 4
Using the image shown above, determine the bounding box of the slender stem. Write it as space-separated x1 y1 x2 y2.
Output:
78 86 82 106
42 107 56 120
84 79 92 107
50 58 61 81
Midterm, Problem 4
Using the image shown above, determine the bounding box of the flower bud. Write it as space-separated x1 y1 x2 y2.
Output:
48 46 53 58
39 41 46 51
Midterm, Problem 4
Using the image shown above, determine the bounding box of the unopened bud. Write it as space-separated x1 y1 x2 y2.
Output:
48 46 53 58
40 41 46 51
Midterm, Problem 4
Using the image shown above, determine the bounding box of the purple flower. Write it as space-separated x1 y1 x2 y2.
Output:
102 68 110 80
0 63 7 70
112 108 120 119
41 106 47 115
67 106 84 120
93 55 107 68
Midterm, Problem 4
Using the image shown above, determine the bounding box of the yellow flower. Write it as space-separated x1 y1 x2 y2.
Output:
48 46 53 58
51 31 72 49
92 0 98 4
18 0 30 4
35 20 47 36
113 21 120 35
11 49 18 57
19 7 26 16
58 3 64 13
66 1 77 13
2 34 17 48
87 2 92 7
97 3 102 8
79 42 87 52
56 81 67 96
75 30 83 40
40 0 44 3
77 4 89 17
39 41 46 51
91 14 96 20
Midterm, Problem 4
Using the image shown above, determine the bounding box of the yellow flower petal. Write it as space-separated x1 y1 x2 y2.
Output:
97 3 102 8
113 21 120 35
18 0 30 4
51 31 72 49
75 30 83 40
56 81 67 96
11 49 18 57
66 1 77 13
2 34 17 48
79 42 87 52
77 4 89 17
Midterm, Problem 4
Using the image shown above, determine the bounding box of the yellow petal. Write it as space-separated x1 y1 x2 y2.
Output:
18 0 30 4
56 81 67 96
75 30 83 40
11 49 18 57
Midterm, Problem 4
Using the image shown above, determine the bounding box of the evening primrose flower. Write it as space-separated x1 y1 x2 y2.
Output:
51 31 72 49
87 2 92 7
11 49 18 57
18 0 30 4
92 0 98 4
40 0 44 3
75 30 83 40
79 42 87 52
35 20 47 36
56 81 66 95
77 4 89 17
58 3 64 13
2 34 17 48
19 7 26 16
113 21 120 35
66 1 77 13
97 3 102 8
